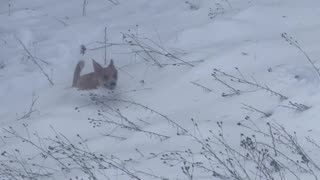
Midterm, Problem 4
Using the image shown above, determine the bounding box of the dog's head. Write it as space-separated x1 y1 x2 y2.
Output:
92 59 118 90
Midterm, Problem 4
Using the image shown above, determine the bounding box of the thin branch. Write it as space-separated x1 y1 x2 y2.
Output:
16 37 54 85
17 94 39 121
104 27 108 65
282 33 320 79
190 81 213 93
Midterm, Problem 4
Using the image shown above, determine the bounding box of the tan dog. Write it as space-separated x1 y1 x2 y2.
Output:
72 59 118 90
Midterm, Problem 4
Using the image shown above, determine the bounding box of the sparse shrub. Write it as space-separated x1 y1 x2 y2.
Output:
158 119 320 180
1 126 142 180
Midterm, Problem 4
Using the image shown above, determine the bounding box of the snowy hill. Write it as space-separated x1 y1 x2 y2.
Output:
1 0 320 179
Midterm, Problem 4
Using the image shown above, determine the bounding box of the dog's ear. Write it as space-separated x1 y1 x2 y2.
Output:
92 59 103 73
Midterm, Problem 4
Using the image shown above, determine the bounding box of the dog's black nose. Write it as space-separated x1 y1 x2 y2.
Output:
110 82 116 86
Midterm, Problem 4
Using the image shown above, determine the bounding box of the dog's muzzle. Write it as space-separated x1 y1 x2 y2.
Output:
105 82 117 90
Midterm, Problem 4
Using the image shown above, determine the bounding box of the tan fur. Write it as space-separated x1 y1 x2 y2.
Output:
72 59 118 90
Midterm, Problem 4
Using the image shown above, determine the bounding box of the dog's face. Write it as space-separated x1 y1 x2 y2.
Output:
93 59 118 90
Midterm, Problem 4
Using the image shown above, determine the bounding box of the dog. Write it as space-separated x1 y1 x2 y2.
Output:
72 59 117 90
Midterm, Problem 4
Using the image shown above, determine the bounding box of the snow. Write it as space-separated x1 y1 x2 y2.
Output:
1 0 320 179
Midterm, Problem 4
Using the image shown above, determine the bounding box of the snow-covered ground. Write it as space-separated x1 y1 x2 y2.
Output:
1 0 320 179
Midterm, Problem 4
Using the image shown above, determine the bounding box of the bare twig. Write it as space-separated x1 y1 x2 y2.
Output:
279 101 311 112
213 68 288 100
122 32 194 67
106 0 119 5
212 69 241 97
82 0 88 16
104 27 108 65
80 44 86 55
16 37 54 85
55 18 68 27
89 117 169 141
190 81 213 93
106 98 188 135
282 33 320 79
17 94 39 121
242 103 272 118
8 0 11 16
